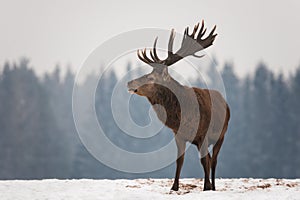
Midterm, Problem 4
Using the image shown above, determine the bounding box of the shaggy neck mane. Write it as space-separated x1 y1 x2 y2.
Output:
146 77 185 131
147 78 183 106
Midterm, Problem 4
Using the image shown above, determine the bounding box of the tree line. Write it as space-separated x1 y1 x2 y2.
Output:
0 58 299 179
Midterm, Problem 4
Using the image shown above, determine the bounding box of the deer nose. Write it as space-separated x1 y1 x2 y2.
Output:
127 80 132 88
127 80 137 89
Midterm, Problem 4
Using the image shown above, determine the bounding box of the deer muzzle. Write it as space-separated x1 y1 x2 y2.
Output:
127 80 139 94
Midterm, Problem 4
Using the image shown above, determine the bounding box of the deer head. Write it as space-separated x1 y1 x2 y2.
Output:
127 20 217 97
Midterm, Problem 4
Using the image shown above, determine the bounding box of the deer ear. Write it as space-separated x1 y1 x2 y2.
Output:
162 68 170 81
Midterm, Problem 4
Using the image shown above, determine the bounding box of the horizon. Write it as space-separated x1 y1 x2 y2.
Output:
0 57 298 82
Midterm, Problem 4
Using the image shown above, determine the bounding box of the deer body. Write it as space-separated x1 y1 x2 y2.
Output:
127 21 230 191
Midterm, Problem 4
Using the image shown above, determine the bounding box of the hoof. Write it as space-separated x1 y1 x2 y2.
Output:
171 184 179 191
203 182 213 191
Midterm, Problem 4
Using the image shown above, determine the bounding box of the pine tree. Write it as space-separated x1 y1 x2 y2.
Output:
290 67 300 177
219 63 242 177
252 63 273 177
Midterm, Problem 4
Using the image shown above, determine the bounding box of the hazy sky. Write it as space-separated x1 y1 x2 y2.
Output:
0 0 299 77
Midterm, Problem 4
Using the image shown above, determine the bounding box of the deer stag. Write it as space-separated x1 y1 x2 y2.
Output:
127 20 230 191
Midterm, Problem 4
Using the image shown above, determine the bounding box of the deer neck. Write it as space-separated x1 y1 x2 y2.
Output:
147 79 184 106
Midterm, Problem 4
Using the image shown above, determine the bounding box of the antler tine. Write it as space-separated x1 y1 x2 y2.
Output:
200 28 207 39
209 25 217 36
149 49 156 61
168 29 175 57
186 27 190 36
152 37 161 62
142 48 154 64
181 27 189 46
197 20 206 41
137 49 145 63
184 27 188 37
193 54 205 58
191 22 200 38
198 20 204 35
137 49 152 64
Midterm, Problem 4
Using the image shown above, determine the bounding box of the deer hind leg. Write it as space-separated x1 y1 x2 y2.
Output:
171 137 186 191
198 139 212 191
211 136 224 191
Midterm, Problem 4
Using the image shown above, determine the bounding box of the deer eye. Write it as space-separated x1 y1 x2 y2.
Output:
148 77 154 81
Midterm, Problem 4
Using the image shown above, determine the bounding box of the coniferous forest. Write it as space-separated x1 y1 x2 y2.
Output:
0 58 299 179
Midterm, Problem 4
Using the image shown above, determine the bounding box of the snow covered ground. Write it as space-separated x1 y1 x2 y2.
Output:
0 178 299 200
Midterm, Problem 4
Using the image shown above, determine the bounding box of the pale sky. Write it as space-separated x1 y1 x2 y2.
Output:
0 0 299 77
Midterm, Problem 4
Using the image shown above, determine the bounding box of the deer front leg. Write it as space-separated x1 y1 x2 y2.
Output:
171 137 186 191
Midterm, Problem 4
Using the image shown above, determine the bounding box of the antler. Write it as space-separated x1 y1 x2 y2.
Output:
137 20 217 67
